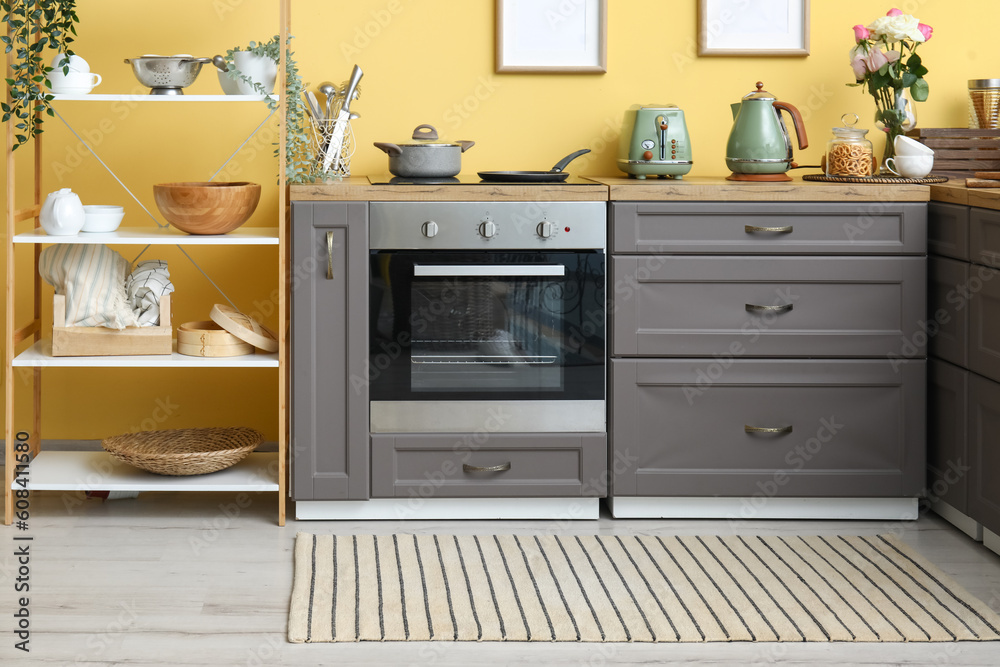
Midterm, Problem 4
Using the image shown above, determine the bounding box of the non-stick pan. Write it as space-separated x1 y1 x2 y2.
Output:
478 149 590 183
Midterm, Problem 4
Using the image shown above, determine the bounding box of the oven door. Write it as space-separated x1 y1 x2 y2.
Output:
369 250 605 432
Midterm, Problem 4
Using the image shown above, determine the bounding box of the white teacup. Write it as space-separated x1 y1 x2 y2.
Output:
894 135 935 157
47 70 102 94
886 154 934 178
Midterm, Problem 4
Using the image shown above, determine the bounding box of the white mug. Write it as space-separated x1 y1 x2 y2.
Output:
886 155 934 179
47 70 102 94
894 135 935 158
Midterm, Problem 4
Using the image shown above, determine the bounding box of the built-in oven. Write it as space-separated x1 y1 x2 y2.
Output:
368 201 606 433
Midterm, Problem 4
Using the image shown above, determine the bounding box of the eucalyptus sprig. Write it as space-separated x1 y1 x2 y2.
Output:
1 0 80 150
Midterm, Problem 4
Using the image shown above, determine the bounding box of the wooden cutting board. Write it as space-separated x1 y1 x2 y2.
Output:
966 178 1000 188
974 171 1000 180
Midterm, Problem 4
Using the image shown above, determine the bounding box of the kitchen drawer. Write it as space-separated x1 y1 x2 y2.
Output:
971 207 1000 268
611 256 926 358
610 359 925 498
370 433 607 498
968 373 1000 536
969 264 1000 383
928 256 970 367
928 359 969 513
928 202 970 261
610 202 927 255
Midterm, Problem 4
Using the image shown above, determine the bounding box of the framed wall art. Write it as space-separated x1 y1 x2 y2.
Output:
698 0 810 56
496 0 607 73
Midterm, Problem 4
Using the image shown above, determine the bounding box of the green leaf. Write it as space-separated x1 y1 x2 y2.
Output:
901 72 917 88
907 53 922 69
911 78 930 102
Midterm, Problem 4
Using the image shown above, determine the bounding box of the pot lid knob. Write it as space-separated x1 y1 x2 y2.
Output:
412 124 440 141
743 81 776 101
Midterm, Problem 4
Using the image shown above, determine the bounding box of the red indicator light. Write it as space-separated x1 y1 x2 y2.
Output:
564 226 571 232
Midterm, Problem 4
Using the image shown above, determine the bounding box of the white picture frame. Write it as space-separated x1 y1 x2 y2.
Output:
699 0 810 56
496 0 607 73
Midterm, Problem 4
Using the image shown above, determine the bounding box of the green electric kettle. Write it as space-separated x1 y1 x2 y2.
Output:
726 81 808 182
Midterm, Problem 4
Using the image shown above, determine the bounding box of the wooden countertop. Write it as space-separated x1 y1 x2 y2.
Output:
289 176 607 202
588 176 930 202
929 179 1000 211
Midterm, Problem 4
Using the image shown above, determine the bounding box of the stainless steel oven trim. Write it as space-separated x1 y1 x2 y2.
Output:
413 264 566 277
370 400 606 433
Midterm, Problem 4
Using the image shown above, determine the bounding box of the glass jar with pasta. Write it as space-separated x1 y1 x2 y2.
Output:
825 114 875 177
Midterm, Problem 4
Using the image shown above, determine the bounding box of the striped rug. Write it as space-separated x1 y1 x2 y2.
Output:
288 533 1000 643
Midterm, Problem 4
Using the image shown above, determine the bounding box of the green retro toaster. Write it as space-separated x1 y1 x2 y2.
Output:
617 104 693 179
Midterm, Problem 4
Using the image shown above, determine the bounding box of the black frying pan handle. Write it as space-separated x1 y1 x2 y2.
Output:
550 149 591 173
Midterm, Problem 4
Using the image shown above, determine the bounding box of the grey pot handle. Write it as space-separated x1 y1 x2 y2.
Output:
373 142 403 157
457 140 475 153
412 124 439 141
550 148 591 173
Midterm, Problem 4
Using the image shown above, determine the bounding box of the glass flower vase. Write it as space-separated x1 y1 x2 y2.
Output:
880 89 918 175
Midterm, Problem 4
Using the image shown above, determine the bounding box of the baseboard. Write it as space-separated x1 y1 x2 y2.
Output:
929 498 983 541
985 529 1000 558
608 496 920 520
296 497 601 521
0 438 279 464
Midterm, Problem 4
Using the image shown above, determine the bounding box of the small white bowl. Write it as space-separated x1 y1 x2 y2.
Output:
81 205 124 233
894 135 935 157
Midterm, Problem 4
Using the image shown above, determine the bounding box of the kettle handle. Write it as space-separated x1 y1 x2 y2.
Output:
773 101 809 150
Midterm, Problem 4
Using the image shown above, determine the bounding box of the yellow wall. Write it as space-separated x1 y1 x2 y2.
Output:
1 0 995 439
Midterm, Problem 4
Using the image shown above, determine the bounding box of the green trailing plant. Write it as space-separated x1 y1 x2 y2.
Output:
222 35 313 184
1 0 80 150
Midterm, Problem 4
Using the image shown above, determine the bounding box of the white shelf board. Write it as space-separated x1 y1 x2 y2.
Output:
14 451 279 492
13 339 278 368
14 227 279 245
50 94 277 103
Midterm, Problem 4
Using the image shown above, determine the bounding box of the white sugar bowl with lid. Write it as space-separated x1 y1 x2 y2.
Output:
824 114 874 177
40 188 86 236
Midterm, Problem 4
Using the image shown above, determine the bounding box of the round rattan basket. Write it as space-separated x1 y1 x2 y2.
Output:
101 427 263 476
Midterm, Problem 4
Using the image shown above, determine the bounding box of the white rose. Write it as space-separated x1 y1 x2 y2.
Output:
867 14 925 42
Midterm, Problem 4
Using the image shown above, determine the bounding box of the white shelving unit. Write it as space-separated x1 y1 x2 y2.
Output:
4 1 291 524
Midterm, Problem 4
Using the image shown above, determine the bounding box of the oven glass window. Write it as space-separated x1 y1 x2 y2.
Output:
370 251 605 401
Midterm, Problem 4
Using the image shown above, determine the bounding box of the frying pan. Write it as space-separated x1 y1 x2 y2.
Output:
478 149 591 183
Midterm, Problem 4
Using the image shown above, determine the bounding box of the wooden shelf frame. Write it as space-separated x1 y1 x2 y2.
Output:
3 1 291 525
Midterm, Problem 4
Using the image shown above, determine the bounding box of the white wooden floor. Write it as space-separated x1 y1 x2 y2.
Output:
2 482 1000 666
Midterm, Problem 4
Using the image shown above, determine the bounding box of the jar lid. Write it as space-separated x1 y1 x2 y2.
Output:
831 113 869 138
969 79 1000 89
742 81 775 101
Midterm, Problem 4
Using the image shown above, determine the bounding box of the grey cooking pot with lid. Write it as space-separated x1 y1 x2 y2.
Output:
374 124 475 178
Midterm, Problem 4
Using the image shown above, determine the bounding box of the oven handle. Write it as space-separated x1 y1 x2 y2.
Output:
413 264 566 277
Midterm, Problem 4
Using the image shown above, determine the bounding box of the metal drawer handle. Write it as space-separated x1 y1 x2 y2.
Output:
745 225 793 233
463 462 511 473
745 303 793 313
326 231 334 280
745 425 793 434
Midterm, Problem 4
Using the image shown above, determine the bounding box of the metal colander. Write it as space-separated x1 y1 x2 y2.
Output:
124 55 211 94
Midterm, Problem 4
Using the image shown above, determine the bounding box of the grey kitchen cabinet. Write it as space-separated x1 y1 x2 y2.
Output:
928 256 970 367
928 359 969 512
291 201 370 500
610 201 927 508
969 372 1000 535
928 202 970 261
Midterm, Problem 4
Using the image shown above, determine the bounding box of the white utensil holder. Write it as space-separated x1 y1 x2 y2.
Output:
309 116 355 180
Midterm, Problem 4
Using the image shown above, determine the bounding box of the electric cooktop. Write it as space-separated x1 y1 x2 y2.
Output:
368 174 598 185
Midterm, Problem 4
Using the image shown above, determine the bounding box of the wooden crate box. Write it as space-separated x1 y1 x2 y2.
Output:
51 294 172 357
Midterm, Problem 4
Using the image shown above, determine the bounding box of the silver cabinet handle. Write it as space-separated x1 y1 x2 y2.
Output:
745 225 793 233
414 265 565 277
745 303 793 313
463 462 511 473
745 425 793 434
326 231 334 280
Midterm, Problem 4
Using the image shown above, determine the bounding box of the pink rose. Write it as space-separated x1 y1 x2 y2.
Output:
849 45 900 79
886 8 903 16
918 23 933 41
853 24 871 42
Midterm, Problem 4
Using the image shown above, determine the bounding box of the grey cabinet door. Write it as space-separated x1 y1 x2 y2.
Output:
610 202 927 255
291 201 369 500
970 207 1000 268
612 256 926 358
928 256 970 367
968 373 1000 536
928 202 970 261
969 264 1000 384
611 358 926 498
928 360 969 513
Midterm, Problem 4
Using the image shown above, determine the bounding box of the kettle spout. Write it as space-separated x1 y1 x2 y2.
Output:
730 103 741 121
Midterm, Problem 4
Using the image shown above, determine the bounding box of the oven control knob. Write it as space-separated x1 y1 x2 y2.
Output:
536 221 555 239
478 220 497 239
421 221 439 238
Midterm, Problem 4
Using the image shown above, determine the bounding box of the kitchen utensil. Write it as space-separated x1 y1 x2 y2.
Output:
101 427 262 476
40 188 86 235
894 134 934 157
726 81 808 182
177 321 253 357
478 149 591 183
324 65 363 172
124 55 212 95
965 178 1000 188
824 114 874 177
617 105 693 179
210 304 279 352
318 81 337 120
885 155 934 179
46 70 102 94
212 55 228 72
374 124 475 178
153 182 261 234
975 171 1000 179
304 91 323 120
81 205 125 233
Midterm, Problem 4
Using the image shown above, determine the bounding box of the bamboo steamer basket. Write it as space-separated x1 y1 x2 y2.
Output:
177 320 253 357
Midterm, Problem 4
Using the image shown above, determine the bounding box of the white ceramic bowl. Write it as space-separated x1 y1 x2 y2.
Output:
81 205 124 233
894 135 935 157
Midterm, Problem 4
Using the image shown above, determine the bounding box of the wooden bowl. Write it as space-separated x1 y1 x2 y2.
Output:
153 182 261 235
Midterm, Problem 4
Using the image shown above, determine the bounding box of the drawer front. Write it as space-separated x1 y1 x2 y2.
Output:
928 256 970 367
969 265 1000 383
971 207 1000 268
928 202 970 261
610 202 927 255
928 360 969 513
612 256 926 358
610 359 926 498
370 433 607 498
968 373 1000 535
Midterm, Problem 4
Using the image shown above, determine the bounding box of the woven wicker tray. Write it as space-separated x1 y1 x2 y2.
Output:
802 174 949 184
102 427 263 476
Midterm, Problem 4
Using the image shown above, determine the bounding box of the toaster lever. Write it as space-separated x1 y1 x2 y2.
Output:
656 115 668 161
